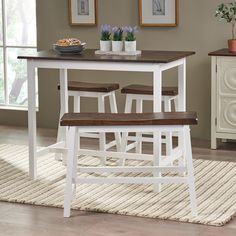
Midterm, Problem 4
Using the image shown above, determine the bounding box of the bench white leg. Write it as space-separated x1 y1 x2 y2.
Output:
98 95 106 165
64 127 77 218
109 92 121 151
136 98 143 154
153 131 162 192
184 126 198 217
72 127 79 187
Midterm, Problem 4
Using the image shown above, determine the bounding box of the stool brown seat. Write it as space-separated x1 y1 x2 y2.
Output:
61 112 198 218
58 81 120 92
121 84 178 96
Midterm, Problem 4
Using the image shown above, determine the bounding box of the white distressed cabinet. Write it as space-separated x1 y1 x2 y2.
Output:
209 49 236 149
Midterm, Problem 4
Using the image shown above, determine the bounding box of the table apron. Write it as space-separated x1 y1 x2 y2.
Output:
27 58 185 72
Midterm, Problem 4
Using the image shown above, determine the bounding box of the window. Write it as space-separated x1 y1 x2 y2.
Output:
0 0 37 109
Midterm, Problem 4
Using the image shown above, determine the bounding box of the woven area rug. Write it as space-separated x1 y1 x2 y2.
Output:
0 143 235 226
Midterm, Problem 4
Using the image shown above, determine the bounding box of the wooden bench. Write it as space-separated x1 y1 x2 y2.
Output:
61 112 198 218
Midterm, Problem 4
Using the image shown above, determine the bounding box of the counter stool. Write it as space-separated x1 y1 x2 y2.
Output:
57 81 121 165
121 84 178 160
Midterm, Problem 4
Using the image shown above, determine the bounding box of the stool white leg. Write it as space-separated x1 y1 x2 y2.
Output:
184 126 198 217
163 97 173 162
119 95 133 165
98 95 106 165
64 127 77 218
109 92 121 151
153 131 162 193
124 95 133 113
74 95 80 112
122 95 133 152
164 97 171 112
174 96 178 112
56 109 63 161
136 99 143 154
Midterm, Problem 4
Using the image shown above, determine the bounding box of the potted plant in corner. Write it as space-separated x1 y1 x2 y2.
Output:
215 1 236 52
100 24 111 52
112 27 123 52
124 26 138 52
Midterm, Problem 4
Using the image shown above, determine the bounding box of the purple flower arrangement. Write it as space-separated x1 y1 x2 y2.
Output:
112 27 124 41
100 24 138 52
123 26 138 41
100 24 111 41
100 25 138 42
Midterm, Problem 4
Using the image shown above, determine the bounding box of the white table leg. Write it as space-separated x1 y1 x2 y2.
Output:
178 58 187 166
153 66 162 192
27 60 37 179
59 69 69 164
178 58 186 111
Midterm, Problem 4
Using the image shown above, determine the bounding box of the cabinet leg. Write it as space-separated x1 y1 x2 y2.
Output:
211 137 217 149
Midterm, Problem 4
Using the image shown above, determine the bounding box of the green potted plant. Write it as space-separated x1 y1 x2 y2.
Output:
112 27 123 52
124 26 138 52
215 1 236 52
100 24 111 52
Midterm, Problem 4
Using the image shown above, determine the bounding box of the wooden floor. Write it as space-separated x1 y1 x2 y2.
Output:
0 125 236 236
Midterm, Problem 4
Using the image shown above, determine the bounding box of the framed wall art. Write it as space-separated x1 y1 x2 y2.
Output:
68 0 98 26
139 0 179 27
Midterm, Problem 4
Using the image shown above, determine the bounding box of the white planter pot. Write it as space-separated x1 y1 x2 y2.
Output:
112 41 123 52
125 41 136 52
100 40 111 52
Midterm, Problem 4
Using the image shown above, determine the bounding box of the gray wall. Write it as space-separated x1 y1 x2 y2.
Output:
0 0 231 139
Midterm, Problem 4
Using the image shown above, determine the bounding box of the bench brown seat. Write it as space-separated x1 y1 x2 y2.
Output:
58 81 120 93
121 84 178 96
60 112 197 127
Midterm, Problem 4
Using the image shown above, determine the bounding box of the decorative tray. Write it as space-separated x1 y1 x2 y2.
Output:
95 50 141 56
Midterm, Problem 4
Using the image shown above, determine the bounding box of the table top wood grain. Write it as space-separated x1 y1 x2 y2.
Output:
18 49 195 63
208 48 236 57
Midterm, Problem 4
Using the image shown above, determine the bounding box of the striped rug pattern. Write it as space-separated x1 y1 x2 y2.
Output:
0 144 235 226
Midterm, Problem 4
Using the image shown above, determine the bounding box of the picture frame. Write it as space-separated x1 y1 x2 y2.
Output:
139 0 179 27
68 0 98 26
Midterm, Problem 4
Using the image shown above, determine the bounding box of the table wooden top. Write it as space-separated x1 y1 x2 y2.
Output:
18 49 195 63
208 48 236 56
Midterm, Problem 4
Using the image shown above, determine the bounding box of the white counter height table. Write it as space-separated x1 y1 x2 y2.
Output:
18 49 195 179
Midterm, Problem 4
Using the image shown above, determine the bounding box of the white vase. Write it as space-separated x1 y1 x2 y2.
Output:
112 41 123 52
125 41 136 52
100 40 111 52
